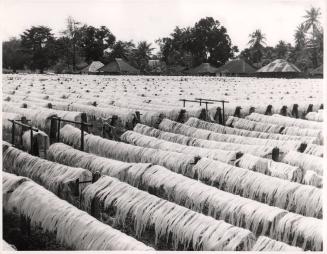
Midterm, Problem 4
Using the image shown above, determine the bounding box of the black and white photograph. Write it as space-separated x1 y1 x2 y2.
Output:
1 0 325 252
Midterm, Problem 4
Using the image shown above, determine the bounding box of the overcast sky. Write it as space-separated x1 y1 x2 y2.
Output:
1 0 325 52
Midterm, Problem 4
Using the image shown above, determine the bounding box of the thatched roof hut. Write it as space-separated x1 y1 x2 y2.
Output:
216 59 256 76
99 58 139 75
185 63 218 76
148 60 166 74
81 61 104 74
310 65 323 77
2 68 14 74
256 59 302 78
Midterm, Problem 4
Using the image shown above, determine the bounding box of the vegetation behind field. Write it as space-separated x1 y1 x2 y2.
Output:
2 7 323 74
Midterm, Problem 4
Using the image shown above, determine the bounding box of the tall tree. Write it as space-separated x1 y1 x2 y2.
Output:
157 17 236 68
275 40 289 59
20 26 57 73
303 7 322 68
77 25 116 63
247 29 267 66
303 7 322 38
61 16 82 70
294 24 307 49
105 40 135 62
2 37 28 71
248 29 266 48
131 41 154 73
190 17 235 66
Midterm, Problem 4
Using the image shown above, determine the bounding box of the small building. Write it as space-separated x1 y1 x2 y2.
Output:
216 59 256 76
148 60 167 74
256 59 302 78
2 68 14 74
99 58 139 75
81 61 104 74
310 65 323 78
185 62 218 76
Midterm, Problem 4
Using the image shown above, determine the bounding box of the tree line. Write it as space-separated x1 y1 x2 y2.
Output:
240 7 323 72
2 7 323 74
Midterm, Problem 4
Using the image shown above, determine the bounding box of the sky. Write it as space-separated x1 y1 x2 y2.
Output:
1 0 325 52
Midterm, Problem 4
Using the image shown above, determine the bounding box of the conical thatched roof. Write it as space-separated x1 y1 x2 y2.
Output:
81 61 104 73
310 65 323 75
257 59 301 73
2 68 14 74
99 58 139 74
216 59 256 74
186 63 218 74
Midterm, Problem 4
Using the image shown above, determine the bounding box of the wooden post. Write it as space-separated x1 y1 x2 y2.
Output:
306 104 313 114
272 147 279 161
92 171 101 183
155 113 165 128
234 106 242 118
291 104 299 118
11 122 15 145
177 109 186 123
222 101 225 125
57 118 61 142
81 122 84 151
49 117 57 144
75 179 80 197
199 108 207 121
101 124 105 138
298 143 307 153
30 128 33 154
20 117 28 147
280 106 287 116
236 152 243 160
214 107 223 124
135 111 141 123
20 215 31 238
265 105 273 115
249 107 255 114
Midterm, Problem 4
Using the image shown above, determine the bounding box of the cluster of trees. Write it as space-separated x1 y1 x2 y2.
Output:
2 16 238 74
240 7 323 71
3 17 155 74
156 17 238 68
2 7 323 74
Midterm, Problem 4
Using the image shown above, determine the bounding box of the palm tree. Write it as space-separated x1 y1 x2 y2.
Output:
63 16 81 71
275 40 289 59
131 41 154 73
134 41 154 60
108 40 135 61
303 7 321 38
247 29 266 66
303 7 322 68
248 29 267 48
294 24 306 49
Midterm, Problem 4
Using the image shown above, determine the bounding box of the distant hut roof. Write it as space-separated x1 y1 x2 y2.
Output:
169 65 186 72
257 59 301 73
186 63 218 75
76 62 89 70
148 60 166 73
99 58 139 74
148 60 161 67
2 68 14 74
310 65 323 75
81 61 104 73
216 59 256 74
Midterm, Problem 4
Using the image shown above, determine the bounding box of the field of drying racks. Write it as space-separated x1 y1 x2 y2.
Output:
2 74 324 251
